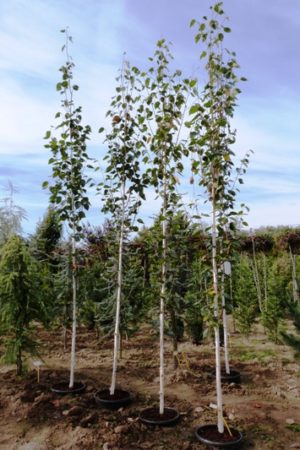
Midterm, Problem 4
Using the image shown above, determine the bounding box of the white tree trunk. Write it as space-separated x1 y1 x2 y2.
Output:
69 235 77 388
211 193 224 434
63 326 67 352
221 272 230 374
229 271 236 333
110 181 125 395
159 305 165 414
263 254 268 309
289 245 299 304
159 161 167 415
251 239 263 312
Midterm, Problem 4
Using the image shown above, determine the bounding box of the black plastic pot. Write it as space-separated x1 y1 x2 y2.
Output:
139 407 180 427
51 381 86 395
209 369 241 384
94 388 133 410
195 424 243 448
221 369 241 384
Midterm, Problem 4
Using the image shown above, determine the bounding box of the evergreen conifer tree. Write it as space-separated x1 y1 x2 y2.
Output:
0 235 45 375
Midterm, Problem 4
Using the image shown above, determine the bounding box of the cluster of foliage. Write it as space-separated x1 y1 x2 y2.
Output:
73 224 300 354
1 200 299 374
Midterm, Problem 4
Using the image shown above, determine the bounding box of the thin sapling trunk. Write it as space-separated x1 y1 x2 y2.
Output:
251 237 263 313
211 180 224 434
229 271 236 333
16 343 22 377
110 180 125 395
262 253 268 310
289 245 299 304
69 235 77 388
159 161 167 414
171 309 179 369
221 271 230 375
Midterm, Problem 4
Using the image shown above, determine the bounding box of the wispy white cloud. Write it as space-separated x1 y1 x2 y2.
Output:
233 97 300 173
242 171 300 195
0 0 128 157
246 198 300 229
0 78 56 152
0 0 65 78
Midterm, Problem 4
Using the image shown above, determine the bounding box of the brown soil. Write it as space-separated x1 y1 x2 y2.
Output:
0 323 300 449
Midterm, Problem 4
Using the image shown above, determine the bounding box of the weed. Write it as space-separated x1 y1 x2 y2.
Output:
287 423 300 432
233 347 276 362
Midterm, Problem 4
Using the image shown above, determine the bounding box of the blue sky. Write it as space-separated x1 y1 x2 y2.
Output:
1 0 300 235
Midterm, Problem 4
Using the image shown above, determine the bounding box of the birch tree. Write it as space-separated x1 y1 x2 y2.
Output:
190 2 250 433
43 29 92 389
141 39 190 414
100 58 147 395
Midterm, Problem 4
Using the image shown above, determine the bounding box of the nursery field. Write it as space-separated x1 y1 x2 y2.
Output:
0 323 299 450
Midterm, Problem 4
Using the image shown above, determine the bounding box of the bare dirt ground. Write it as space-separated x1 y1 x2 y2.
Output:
0 323 300 449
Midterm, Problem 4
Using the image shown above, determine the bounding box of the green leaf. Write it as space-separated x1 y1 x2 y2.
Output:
195 34 201 43
189 104 202 115
213 2 222 13
203 100 212 108
190 19 196 27
44 130 51 139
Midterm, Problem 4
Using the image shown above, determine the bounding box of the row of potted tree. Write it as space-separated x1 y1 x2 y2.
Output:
42 2 249 447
